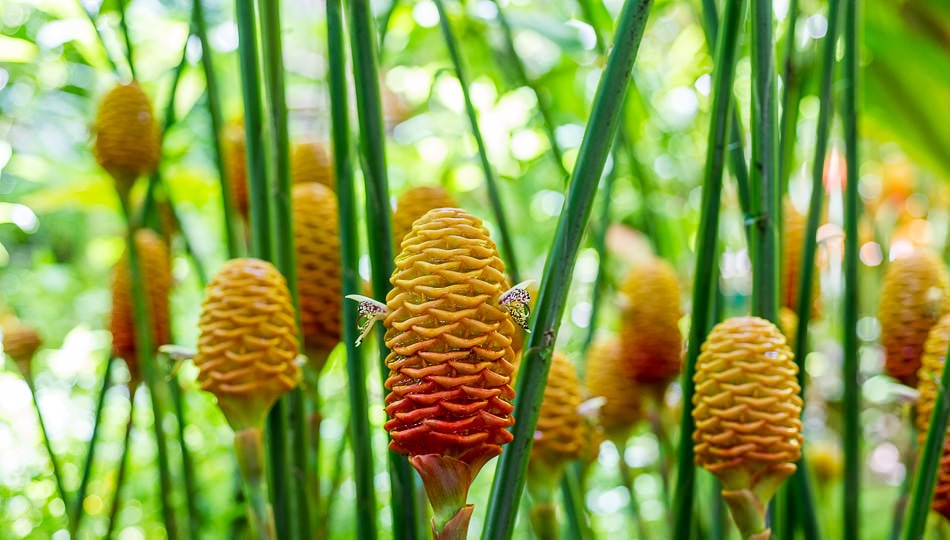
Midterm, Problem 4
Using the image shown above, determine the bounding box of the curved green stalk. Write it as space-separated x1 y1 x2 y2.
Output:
192 0 240 258
116 0 135 80
317 419 351 540
25 376 68 514
169 367 200 535
346 0 420 537
74 0 120 75
618 444 651 540
70 356 114 536
432 0 520 283
560 464 592 540
105 389 136 539
482 1 653 536
842 0 860 537
778 0 801 187
670 0 745 536
378 0 400 53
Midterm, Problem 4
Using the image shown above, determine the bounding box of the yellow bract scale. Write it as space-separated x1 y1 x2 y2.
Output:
391 186 457 249
291 141 334 190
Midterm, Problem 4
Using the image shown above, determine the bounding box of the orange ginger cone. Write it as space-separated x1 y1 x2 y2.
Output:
93 82 159 197
109 229 171 390
879 250 950 387
916 313 950 519
693 317 802 540
291 141 334 189
391 186 457 248
222 120 249 219
350 207 527 539
584 337 643 444
618 256 683 396
292 183 341 371
781 197 823 316
2 318 42 380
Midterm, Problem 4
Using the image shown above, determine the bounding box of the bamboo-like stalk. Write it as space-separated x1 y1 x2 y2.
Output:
778 0 802 188
482 1 653 536
24 375 68 513
432 0 521 283
192 0 240 259
487 0 570 181
317 419 351 540
116 0 136 79
618 444 651 540
105 389 136 539
580 148 619 361
69 356 114 536
74 0 121 75
168 366 200 534
235 428 279 540
346 0 420 536
670 0 745 536
841 0 860 537
560 463 592 540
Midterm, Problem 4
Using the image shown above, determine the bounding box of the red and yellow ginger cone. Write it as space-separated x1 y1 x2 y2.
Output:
391 186 457 248
618 256 683 396
584 337 643 443
93 82 160 196
693 317 802 539
222 119 249 219
291 141 334 189
293 183 341 372
359 207 523 539
2 318 42 380
527 351 585 539
110 229 171 389
916 313 950 519
879 250 950 387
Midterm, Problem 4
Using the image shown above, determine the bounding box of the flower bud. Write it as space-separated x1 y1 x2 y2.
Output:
585 337 642 442
291 141 334 190
93 82 159 192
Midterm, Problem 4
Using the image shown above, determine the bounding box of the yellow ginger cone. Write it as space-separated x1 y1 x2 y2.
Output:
879 250 950 387
293 183 341 371
916 313 950 519
693 317 802 540
391 186 457 248
806 441 842 488
585 337 643 443
194 258 299 432
222 120 249 219
291 141 334 189
2 318 42 380
618 256 683 393
778 307 798 352
357 207 523 539
110 229 171 389
93 82 160 195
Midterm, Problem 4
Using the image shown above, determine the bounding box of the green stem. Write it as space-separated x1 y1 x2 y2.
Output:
116 0 136 80
529 502 559 540
74 0 120 75
482 1 653 536
842 0 860 537
346 0 420 536
317 420 350 540
105 390 135 539
235 428 278 540
117 195 179 540
70 356 114 536
560 463 592 540
192 0 240 258
160 185 210 287
327 0 378 538
671 0 744 536
169 366 200 535
618 445 651 540
25 376 68 513
778 0 801 187
432 0 520 283
378 0 400 54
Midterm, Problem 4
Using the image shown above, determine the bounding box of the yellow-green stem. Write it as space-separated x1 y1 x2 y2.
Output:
235 428 278 540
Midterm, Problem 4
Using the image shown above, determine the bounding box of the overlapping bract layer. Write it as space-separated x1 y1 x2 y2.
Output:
293 183 341 361
110 229 171 385
879 250 950 386
585 337 642 442
392 186 458 248
383 207 516 476
2 318 41 378
93 82 159 188
618 256 683 387
916 313 950 519
291 141 334 189
693 317 802 493
222 120 248 218
531 351 584 470
195 258 299 431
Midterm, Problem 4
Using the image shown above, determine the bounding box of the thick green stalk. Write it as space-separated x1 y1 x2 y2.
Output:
560 464 592 540
235 428 278 540
778 0 801 187
192 0 240 258
169 368 201 535
580 148 619 361
488 0 570 181
482 1 653 536
70 356 114 536
671 0 744 536
317 420 351 540
842 0 860 537
105 392 135 539
117 196 179 540
432 0 520 283
327 1 377 538
346 0 420 537
116 0 136 79
25 376 68 513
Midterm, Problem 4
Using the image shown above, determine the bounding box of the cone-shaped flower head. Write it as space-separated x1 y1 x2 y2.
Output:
382 207 518 536
93 82 159 192
291 141 334 189
2 318 41 379
778 307 798 352
392 186 457 248
293 183 341 367
879 249 950 386
693 316 802 538
222 119 248 218
529 351 585 484
618 256 683 389
585 337 643 442
782 198 804 310
110 229 171 386
195 258 299 431
916 312 950 519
